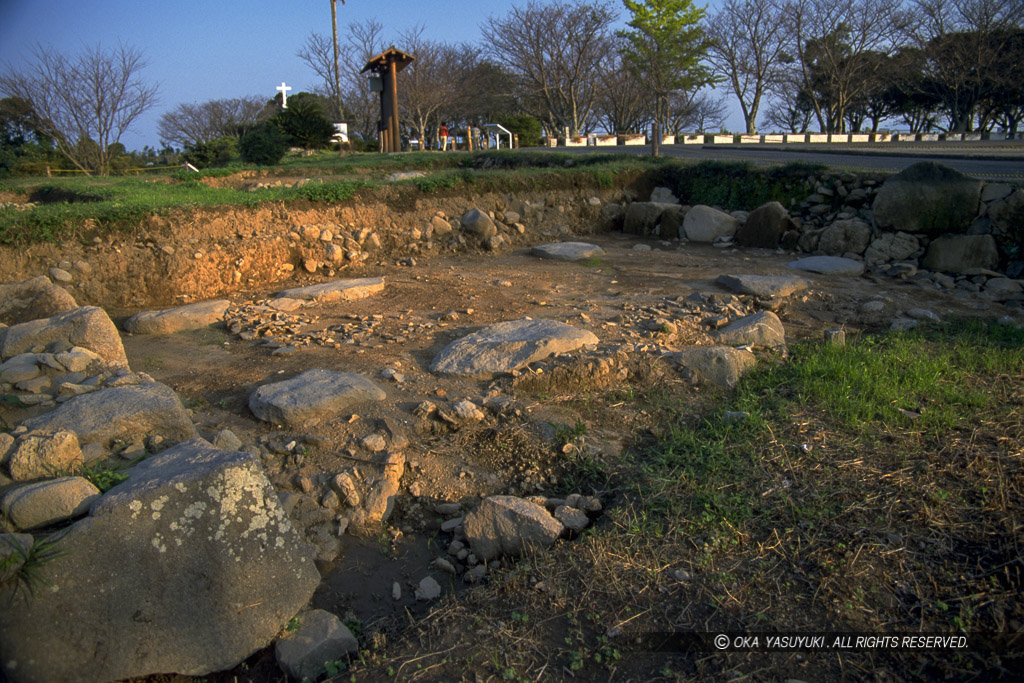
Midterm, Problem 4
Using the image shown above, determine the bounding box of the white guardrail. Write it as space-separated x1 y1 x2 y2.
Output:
552 132 1023 147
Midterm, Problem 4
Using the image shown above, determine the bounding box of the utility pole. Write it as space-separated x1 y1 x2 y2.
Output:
330 0 345 120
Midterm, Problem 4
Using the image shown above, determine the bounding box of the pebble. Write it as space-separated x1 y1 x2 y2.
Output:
415 576 442 601
905 308 941 322
49 267 73 283
440 517 463 533
432 558 456 574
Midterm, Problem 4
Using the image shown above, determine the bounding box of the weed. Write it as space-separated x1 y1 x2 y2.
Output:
412 172 460 192
77 462 130 492
2 533 65 600
322 658 347 677
296 180 367 203
552 419 587 447
285 615 301 632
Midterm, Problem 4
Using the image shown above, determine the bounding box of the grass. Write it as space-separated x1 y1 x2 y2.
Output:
50 460 131 492
1 533 65 600
1 151 823 246
346 319 1024 681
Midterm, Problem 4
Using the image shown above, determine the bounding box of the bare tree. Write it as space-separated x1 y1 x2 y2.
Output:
594 45 652 134
668 89 729 134
483 0 617 136
298 32 345 120
340 19 387 141
781 0 911 132
707 0 789 134
158 96 266 148
398 28 461 149
0 43 158 175
761 86 815 132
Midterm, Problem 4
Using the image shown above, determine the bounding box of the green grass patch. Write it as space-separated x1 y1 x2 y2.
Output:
294 179 369 203
638 319 1024 537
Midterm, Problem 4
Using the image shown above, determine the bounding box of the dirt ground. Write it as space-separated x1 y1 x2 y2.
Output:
102 228 1020 681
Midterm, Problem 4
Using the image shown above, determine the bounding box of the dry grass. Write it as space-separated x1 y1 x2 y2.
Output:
340 319 1023 682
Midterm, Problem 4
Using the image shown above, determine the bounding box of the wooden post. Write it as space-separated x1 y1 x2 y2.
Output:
652 122 660 157
388 58 399 152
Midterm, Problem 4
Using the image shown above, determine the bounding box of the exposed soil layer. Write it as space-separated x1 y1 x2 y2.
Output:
3 180 1021 682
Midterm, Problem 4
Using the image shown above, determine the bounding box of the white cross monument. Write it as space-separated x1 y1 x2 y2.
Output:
276 81 292 109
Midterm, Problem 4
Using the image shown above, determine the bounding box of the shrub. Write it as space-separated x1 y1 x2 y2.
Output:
238 125 287 166
495 113 544 147
274 99 336 150
670 160 824 210
182 136 237 169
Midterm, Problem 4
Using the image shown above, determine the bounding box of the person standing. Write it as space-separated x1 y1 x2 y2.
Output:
439 124 449 151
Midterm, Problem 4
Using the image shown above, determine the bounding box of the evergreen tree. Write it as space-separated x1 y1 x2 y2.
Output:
617 0 716 132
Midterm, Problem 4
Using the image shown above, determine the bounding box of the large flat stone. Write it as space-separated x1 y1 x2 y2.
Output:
1 306 127 368
430 318 599 378
716 274 809 298
713 311 787 348
274 277 385 303
123 300 231 335
530 242 605 261
20 382 197 448
464 495 564 561
787 256 865 277
0 439 320 682
249 369 386 427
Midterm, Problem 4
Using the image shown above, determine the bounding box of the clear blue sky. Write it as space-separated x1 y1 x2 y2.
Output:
0 0 735 151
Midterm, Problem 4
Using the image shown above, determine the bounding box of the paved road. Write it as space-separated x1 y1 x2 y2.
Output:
554 141 1024 181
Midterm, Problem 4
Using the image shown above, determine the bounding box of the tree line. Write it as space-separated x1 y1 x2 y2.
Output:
1 0 1020 175
300 0 1023 143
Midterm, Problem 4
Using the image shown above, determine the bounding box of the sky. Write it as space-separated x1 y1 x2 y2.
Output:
0 0 735 152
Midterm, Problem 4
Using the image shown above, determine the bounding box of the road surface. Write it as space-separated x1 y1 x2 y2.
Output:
552 140 1024 181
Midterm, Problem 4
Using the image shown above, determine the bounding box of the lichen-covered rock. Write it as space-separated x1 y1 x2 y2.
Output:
864 232 920 265
0 438 320 683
